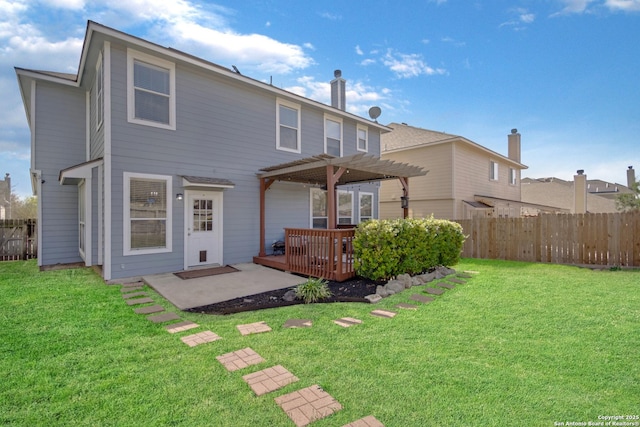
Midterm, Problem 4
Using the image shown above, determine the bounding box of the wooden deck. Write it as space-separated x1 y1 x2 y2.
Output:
253 228 356 282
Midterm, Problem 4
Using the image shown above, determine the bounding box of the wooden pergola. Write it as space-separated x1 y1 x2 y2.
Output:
256 152 428 257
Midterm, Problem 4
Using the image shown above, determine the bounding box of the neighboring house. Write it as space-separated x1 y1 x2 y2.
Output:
0 173 10 219
521 166 635 215
16 21 423 281
380 123 528 220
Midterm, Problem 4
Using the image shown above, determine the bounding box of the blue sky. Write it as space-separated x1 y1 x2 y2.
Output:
1 0 639 197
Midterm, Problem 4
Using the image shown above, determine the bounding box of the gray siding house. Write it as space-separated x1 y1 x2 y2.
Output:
16 21 393 281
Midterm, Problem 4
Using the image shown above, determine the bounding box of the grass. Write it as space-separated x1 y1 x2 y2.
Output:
1 259 639 426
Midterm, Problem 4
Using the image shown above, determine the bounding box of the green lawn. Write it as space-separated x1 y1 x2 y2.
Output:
1 259 638 426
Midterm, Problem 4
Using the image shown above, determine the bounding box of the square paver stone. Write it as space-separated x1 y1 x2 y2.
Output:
217 347 265 372
165 321 199 334
333 317 362 327
242 365 299 396
342 415 385 427
237 321 272 336
134 305 165 314
437 282 456 289
181 331 222 347
122 291 147 299
458 272 474 278
410 294 434 304
370 309 397 318
424 287 445 295
147 312 181 323
121 281 144 287
275 384 342 427
395 303 419 310
283 319 312 329
121 286 143 293
448 278 466 284
126 297 154 306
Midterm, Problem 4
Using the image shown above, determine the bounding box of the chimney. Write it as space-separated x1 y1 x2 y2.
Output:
627 166 636 188
330 69 346 111
574 169 587 214
508 129 521 163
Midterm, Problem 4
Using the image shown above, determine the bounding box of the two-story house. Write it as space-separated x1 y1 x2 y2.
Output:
16 21 424 282
380 123 528 220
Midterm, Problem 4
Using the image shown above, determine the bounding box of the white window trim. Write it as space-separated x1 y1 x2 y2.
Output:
337 190 354 225
357 124 368 152
509 167 517 186
310 187 328 229
276 97 301 153
95 52 104 131
127 49 176 130
490 160 499 181
324 114 343 157
123 172 172 256
359 192 374 222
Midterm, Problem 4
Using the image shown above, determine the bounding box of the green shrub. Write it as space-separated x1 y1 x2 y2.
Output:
295 277 332 303
353 217 465 281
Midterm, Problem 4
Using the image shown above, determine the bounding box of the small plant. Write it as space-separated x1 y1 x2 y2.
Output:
295 277 332 304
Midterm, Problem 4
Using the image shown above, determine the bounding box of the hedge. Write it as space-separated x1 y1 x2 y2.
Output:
352 217 466 281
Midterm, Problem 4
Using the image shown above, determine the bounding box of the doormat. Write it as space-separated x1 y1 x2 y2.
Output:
174 265 239 280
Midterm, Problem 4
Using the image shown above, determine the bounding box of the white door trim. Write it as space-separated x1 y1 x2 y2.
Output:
183 189 224 270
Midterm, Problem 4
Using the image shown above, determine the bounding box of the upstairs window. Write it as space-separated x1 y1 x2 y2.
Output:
357 125 368 152
276 98 301 153
127 49 175 130
490 160 499 181
95 53 104 130
509 167 517 185
324 115 342 157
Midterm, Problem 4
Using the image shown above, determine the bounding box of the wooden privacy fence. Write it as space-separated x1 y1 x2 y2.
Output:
0 219 37 261
456 212 640 267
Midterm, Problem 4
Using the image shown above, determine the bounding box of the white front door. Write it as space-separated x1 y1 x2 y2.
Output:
186 191 223 268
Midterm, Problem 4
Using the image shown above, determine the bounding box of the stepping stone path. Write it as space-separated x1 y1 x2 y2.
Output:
242 365 299 396
122 291 147 299
126 297 154 306
342 415 385 427
370 309 397 319
447 278 466 284
410 294 434 304
283 319 312 329
395 303 419 310
237 321 272 336
458 272 474 278
121 286 143 293
165 321 199 334
134 305 165 314
147 312 181 323
424 287 445 295
334 317 363 327
437 282 456 289
275 384 342 427
181 331 222 347
217 347 265 372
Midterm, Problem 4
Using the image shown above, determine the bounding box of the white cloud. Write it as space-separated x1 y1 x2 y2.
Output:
551 0 597 16
500 8 535 29
319 12 341 21
38 0 86 9
382 49 446 78
605 0 640 11
355 45 363 55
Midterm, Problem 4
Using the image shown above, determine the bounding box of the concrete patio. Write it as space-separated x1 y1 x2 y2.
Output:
142 263 306 310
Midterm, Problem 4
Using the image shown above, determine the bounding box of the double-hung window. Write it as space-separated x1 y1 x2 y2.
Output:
324 115 342 157
276 98 301 152
95 53 104 130
123 172 172 255
338 191 353 225
357 125 368 152
127 49 175 130
359 192 373 222
509 167 517 185
490 160 499 181
311 188 327 229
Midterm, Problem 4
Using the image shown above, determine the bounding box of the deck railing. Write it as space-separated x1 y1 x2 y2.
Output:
284 228 356 281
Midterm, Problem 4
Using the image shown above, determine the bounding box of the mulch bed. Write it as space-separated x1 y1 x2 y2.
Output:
185 276 384 315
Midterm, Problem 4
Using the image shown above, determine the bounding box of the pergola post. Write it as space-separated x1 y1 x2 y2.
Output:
259 177 275 256
399 176 409 219
326 165 347 229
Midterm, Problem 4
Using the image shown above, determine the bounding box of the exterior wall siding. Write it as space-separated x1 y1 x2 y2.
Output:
104 43 383 279
34 82 87 265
